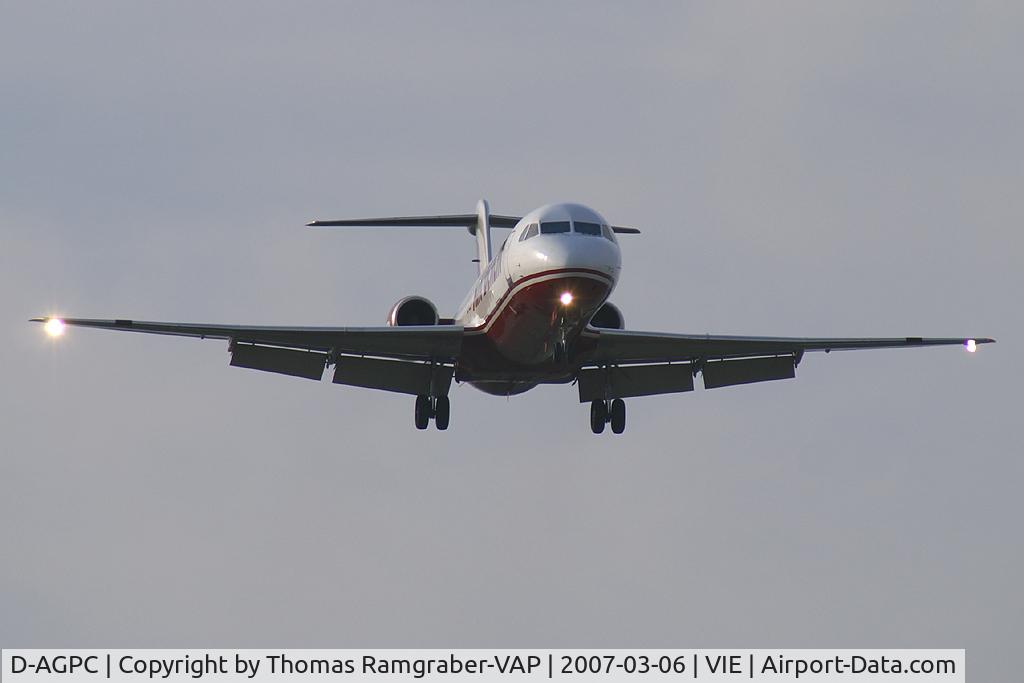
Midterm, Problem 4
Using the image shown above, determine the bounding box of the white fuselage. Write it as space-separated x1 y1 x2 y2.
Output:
452 203 622 394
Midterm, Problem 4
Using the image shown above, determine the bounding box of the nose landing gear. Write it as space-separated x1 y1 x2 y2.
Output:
414 394 450 431
589 398 626 434
553 341 567 365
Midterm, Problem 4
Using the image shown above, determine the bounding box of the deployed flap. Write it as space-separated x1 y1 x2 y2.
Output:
702 356 795 389
333 356 453 396
230 343 326 380
578 364 694 402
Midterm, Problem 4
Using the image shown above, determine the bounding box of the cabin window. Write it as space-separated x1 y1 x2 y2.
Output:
519 223 539 241
574 221 602 236
540 221 571 234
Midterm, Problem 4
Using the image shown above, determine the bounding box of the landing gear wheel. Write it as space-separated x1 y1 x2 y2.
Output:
414 395 431 430
590 400 607 434
434 395 450 431
610 398 626 434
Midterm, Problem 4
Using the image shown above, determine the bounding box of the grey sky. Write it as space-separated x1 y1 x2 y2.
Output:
2 1 1020 677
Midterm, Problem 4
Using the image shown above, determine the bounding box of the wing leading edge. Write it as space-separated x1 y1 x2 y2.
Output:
32 317 464 393
30 317 464 361
582 329 994 365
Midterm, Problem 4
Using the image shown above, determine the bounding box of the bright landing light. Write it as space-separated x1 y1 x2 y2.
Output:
965 339 977 353
45 318 66 337
559 291 574 306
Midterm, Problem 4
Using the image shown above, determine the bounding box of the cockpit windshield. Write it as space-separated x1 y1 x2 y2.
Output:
519 223 539 241
523 219 615 241
540 221 571 234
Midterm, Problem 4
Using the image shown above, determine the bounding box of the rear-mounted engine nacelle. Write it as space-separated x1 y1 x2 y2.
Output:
590 302 624 329
387 296 440 326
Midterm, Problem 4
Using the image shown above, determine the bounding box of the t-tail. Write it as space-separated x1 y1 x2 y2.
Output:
306 199 638 276
307 198 520 275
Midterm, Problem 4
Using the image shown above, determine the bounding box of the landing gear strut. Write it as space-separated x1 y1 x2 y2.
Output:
414 395 450 431
553 340 568 365
590 398 626 434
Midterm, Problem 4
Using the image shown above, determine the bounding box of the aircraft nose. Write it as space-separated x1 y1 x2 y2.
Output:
527 234 620 278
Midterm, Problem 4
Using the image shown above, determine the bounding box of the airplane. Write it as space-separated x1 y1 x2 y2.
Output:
33 200 993 434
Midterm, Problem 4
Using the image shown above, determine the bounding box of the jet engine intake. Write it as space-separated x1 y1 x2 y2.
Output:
590 302 624 329
387 296 440 326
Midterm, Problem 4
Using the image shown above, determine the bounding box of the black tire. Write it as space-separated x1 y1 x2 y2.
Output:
610 398 626 434
590 400 607 434
434 395 450 431
414 395 431 430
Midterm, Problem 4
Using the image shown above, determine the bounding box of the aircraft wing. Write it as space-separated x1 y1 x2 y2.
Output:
574 328 993 400
31 317 464 361
583 329 994 365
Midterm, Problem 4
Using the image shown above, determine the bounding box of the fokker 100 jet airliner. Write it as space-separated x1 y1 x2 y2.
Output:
34 200 993 434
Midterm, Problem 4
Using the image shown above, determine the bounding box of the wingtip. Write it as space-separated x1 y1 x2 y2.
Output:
30 317 45 323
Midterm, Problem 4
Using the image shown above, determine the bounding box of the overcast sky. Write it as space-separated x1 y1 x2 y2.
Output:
1 1 1020 678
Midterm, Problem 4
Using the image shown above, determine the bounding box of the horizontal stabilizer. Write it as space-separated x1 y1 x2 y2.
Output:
307 214 639 233
307 214 521 230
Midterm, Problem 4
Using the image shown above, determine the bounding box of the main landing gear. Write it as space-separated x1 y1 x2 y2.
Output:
415 395 450 431
590 398 626 434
